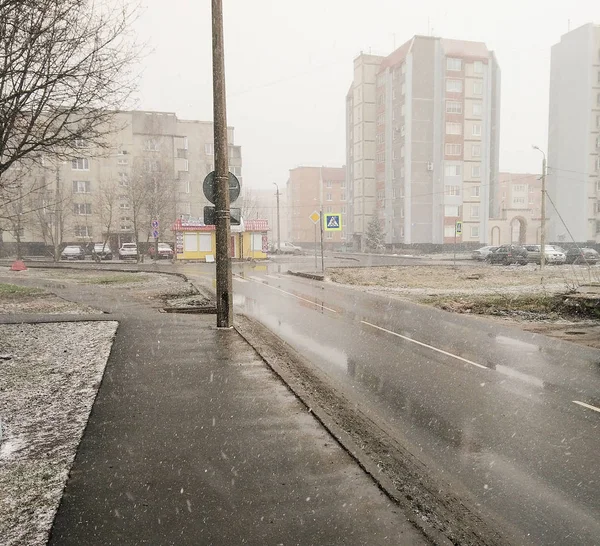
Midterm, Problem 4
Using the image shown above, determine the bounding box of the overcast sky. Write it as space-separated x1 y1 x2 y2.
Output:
133 0 597 190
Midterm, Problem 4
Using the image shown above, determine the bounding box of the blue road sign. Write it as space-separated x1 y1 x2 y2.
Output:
151 220 159 228
324 213 342 231
152 230 159 239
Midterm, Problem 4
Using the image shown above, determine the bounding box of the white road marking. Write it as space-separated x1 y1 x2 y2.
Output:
232 276 248 283
361 320 488 370
247 275 267 283
265 274 281 279
246 277 337 313
573 401 600 414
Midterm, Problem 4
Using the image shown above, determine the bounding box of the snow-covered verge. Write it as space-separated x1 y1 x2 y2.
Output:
0 321 118 546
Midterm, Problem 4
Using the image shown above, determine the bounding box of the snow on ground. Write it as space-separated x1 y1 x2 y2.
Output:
0 321 118 546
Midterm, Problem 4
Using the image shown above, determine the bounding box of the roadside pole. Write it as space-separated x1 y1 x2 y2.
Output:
314 222 317 271
320 207 325 273
274 183 281 253
453 227 456 268
212 0 232 328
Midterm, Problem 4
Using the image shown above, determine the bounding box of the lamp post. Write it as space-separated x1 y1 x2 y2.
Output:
273 183 281 253
532 145 547 271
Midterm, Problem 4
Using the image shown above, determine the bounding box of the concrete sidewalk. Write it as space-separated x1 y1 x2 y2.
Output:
48 303 426 544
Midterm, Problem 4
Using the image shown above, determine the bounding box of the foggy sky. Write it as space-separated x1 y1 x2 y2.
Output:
133 0 597 191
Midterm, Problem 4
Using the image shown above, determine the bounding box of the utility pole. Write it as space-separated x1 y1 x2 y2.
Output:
533 146 546 271
273 183 281 253
212 0 232 328
320 206 324 273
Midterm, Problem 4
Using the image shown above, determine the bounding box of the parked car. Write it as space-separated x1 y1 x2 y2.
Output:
275 242 302 254
472 246 498 261
564 247 599 265
488 244 528 265
523 244 566 265
148 242 174 260
61 245 85 260
118 243 139 260
92 242 113 261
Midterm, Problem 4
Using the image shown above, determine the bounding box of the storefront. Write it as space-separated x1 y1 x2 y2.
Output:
172 218 269 261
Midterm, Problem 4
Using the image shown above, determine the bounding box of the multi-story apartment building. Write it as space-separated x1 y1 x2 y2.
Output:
346 36 501 248
287 166 347 247
547 23 600 244
1 110 242 249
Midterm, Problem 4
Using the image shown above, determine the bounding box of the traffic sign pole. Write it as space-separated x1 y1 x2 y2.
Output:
320 207 324 273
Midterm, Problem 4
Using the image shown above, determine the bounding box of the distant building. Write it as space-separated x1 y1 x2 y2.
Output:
547 23 600 244
243 187 290 248
346 35 501 248
489 172 541 245
1 110 243 250
287 166 347 247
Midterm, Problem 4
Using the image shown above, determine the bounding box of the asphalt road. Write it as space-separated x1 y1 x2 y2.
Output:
182 257 600 546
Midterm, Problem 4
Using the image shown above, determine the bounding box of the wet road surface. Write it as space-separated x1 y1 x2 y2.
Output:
183 259 600 545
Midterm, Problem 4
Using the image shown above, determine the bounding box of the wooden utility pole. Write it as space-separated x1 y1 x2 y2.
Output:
212 0 232 327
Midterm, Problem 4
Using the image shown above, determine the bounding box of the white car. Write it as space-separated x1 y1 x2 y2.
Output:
118 243 139 260
276 242 302 254
472 246 498 261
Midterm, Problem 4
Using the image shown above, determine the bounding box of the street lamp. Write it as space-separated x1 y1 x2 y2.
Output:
532 146 547 270
273 182 281 253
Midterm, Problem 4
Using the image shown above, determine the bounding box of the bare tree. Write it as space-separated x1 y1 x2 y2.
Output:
0 0 140 188
96 178 120 254
240 186 260 220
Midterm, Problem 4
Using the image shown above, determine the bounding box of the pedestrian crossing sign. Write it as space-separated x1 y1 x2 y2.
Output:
324 213 342 231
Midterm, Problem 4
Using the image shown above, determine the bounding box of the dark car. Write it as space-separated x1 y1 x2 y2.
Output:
61 245 85 260
565 247 599 265
488 244 528 265
92 242 113 261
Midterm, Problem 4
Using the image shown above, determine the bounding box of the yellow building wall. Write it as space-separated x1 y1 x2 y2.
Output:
242 231 268 259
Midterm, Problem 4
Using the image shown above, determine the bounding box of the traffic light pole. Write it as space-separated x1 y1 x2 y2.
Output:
212 0 232 328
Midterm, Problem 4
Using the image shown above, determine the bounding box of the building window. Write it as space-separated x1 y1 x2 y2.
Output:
597 114 600 128
73 203 92 215
117 157 128 166
400 207 404 218
470 226 480 238
473 82 483 95
118 172 129 187
326 205 333 213
377 113 385 125
326 232 333 240
119 202 130 210
447 58 462 71
392 188 397 199
326 180 332 188
377 73 386 87
445 185 460 196
472 165 481 178
472 103 482 117
341 206 346 214
444 225 456 237
72 180 90 194
445 205 459 216
446 79 463 93
472 144 481 157
74 225 92 238
446 101 462 114
341 179 346 188
472 124 481 136
401 83 406 95
446 122 462 135
471 186 480 197
513 184 526 192
205 143 214 155
73 139 88 149
596 158 600 171
185 180 190 194
471 205 480 217
144 139 159 151
474 61 483 74
71 158 89 170
445 165 461 176
513 197 525 205
400 146 405 157
445 143 462 156
400 166 405 178
341 192 346 201
326 193 332 201
145 160 160 172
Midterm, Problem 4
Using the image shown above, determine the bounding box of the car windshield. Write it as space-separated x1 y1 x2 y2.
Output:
3 3 600 546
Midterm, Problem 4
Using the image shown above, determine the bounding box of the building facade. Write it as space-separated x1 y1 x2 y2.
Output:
1 110 243 250
287 166 347 247
489 172 542 245
547 23 600 244
346 36 500 248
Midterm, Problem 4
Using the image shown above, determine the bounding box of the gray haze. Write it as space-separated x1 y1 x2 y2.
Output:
133 0 597 190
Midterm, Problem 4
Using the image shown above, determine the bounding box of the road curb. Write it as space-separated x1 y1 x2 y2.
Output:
286 270 325 281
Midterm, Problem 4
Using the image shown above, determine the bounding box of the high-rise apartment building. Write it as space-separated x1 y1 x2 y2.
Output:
287 166 347 247
346 36 500 247
547 23 600 243
1 110 242 249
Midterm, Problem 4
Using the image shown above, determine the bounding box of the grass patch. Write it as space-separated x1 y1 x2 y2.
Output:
84 274 147 285
0 283 44 299
419 293 598 320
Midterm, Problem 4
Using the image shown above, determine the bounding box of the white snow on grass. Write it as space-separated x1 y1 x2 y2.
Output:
0 321 118 546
